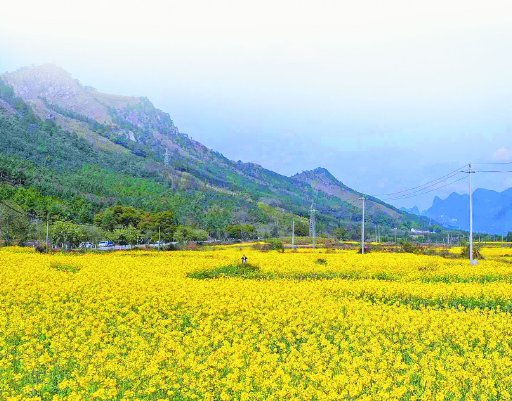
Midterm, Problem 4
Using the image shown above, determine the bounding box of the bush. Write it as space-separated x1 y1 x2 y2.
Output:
174 225 208 243
225 224 257 240
461 244 484 260
50 221 87 249
357 245 371 254
188 263 262 279
34 242 48 253
266 238 284 252
400 242 420 254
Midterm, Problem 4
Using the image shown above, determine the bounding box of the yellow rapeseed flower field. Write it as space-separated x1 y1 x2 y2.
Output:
1 246 512 400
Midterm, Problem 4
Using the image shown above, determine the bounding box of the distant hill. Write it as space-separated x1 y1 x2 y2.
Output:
423 188 512 234
292 167 403 221
0 64 429 235
400 206 422 216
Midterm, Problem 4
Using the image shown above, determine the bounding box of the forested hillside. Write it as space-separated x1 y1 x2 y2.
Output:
0 64 430 245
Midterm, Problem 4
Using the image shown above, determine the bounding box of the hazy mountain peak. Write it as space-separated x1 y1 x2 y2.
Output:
4 64 81 100
292 167 352 193
292 167 402 219
12 63 73 79
425 187 512 234
311 167 336 178
293 167 340 184
2 64 145 124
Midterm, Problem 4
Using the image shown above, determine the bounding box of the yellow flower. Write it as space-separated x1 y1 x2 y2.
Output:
1 246 512 400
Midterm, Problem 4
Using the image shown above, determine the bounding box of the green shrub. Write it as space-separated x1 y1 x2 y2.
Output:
265 238 284 251
400 242 419 254
460 244 484 260
187 263 262 279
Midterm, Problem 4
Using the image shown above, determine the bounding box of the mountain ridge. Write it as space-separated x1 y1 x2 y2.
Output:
424 188 512 234
0 64 430 236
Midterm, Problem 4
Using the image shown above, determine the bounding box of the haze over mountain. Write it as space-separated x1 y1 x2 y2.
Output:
2 1 512 211
0 64 430 236
422 188 512 235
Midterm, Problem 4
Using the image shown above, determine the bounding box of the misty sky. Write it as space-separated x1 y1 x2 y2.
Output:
1 0 512 209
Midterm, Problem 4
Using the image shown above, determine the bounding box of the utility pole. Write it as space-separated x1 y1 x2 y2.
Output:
158 226 161 251
309 203 316 248
291 219 295 249
45 212 50 250
463 163 477 265
360 196 366 254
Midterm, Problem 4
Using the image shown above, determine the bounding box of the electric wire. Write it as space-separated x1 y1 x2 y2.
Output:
0 177 38 218
473 161 512 165
371 164 468 197
474 170 512 173
381 175 468 201
370 170 466 201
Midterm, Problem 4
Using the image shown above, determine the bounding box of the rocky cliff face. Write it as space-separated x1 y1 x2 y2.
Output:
4 64 118 122
2 64 180 153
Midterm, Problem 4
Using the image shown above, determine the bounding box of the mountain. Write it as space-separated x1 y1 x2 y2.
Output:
0 64 428 235
400 206 422 216
424 188 512 234
292 167 402 221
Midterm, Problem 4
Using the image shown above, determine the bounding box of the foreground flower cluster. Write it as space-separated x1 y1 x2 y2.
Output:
1 246 512 400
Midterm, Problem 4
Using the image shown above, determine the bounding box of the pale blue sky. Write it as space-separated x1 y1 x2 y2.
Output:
1 0 512 209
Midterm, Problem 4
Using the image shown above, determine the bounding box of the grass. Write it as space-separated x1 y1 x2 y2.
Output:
187 265 399 281
420 274 507 284
356 292 512 312
187 264 265 280
50 262 80 274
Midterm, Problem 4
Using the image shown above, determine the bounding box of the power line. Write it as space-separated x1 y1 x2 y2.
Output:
473 170 512 173
0 176 40 218
372 164 467 198
0 200 34 217
473 161 512 165
380 175 467 201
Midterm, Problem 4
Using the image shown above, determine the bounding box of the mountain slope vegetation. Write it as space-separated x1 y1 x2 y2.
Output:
0 64 429 242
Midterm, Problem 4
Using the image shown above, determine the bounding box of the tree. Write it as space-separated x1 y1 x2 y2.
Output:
333 227 349 241
204 205 231 239
50 221 86 248
0 204 35 245
139 210 177 242
69 197 94 224
94 205 144 231
506 232 512 242
174 225 208 243
109 226 141 245
226 224 257 240
82 225 105 244
270 225 279 238
294 220 309 237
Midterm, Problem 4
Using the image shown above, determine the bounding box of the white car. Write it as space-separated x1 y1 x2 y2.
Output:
98 241 114 248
